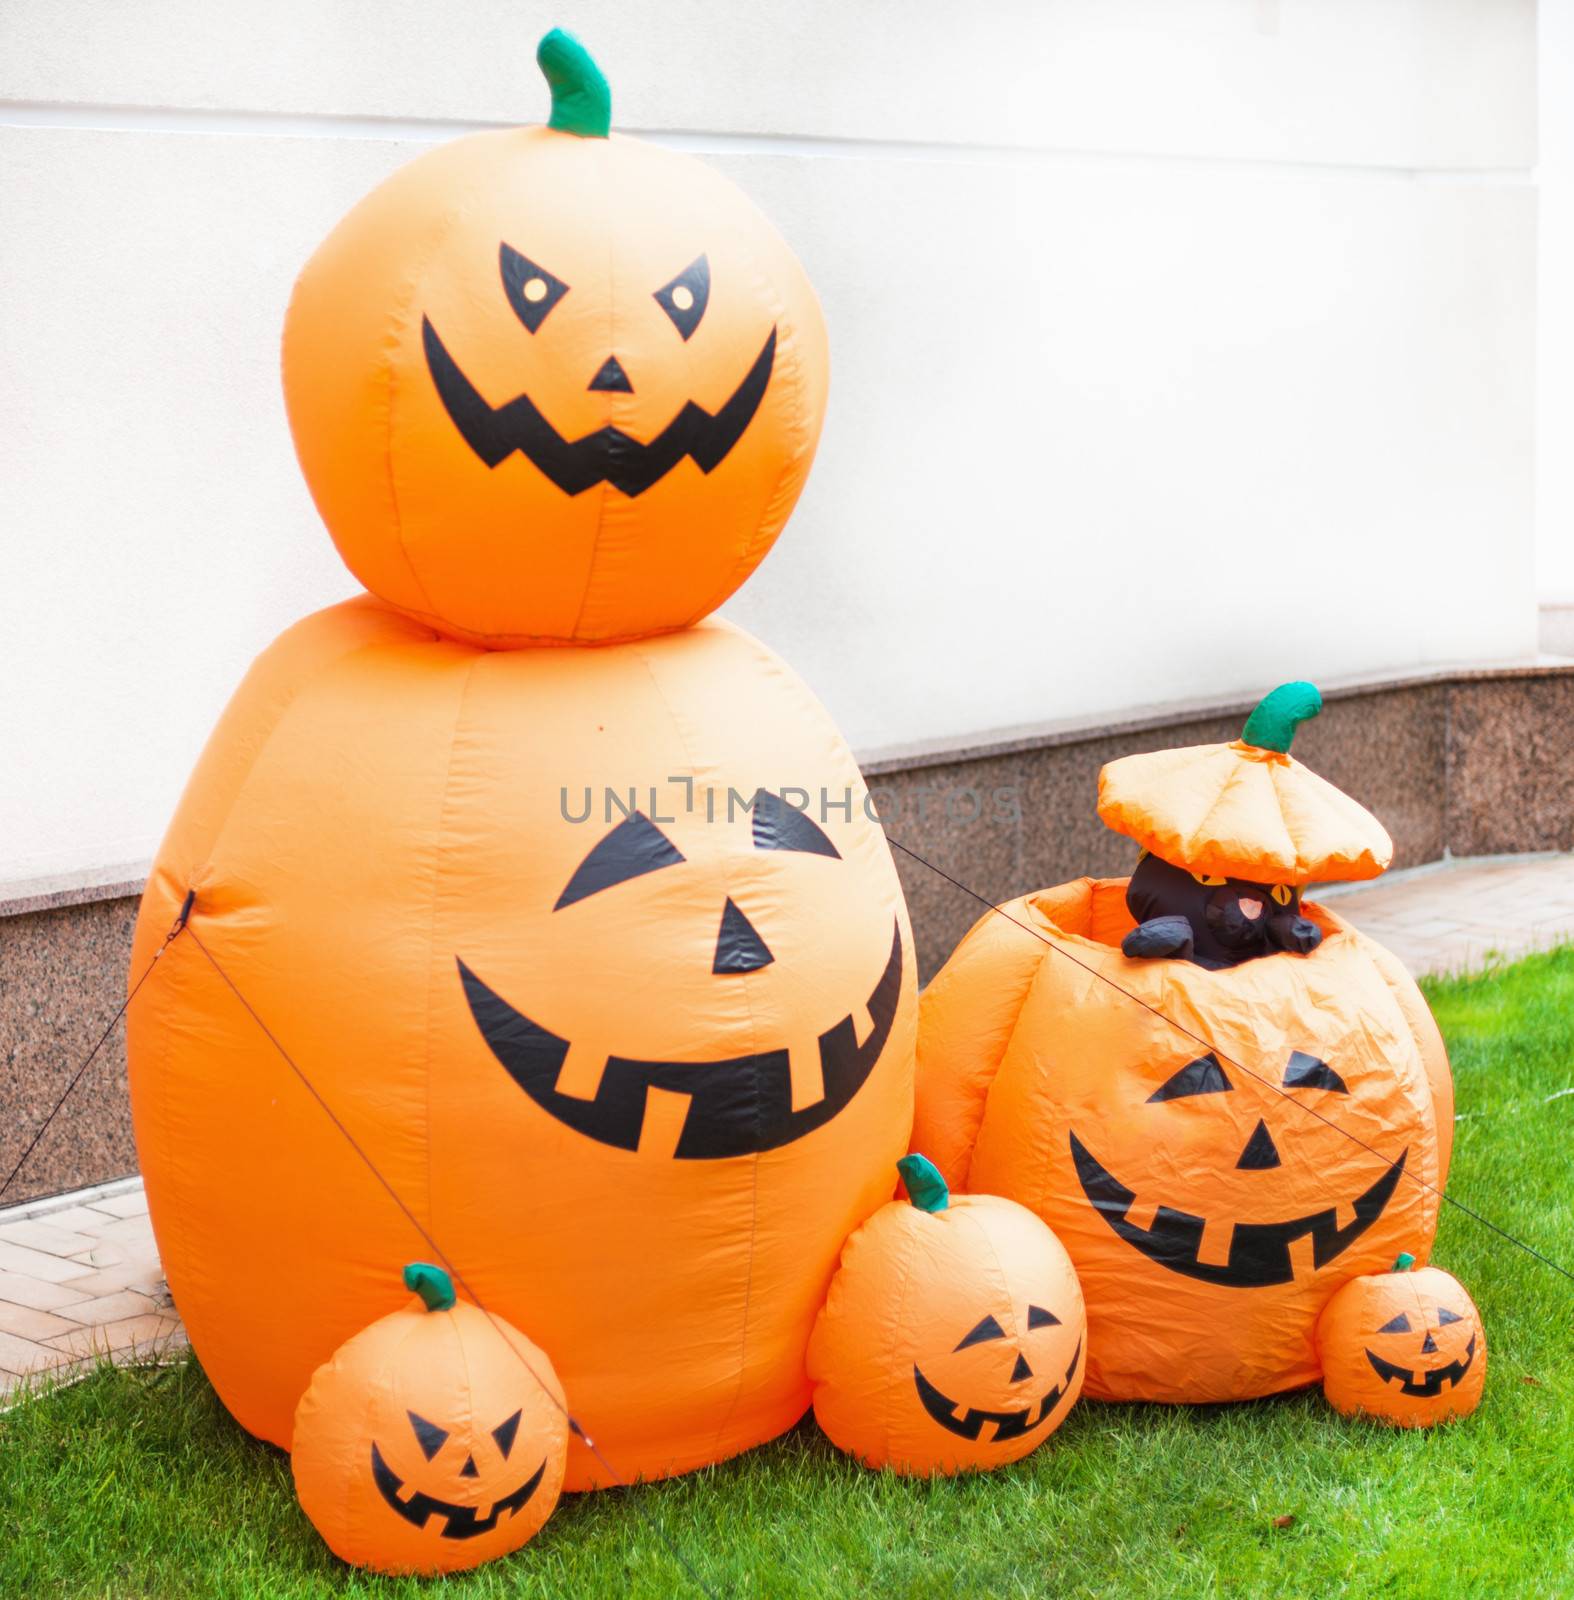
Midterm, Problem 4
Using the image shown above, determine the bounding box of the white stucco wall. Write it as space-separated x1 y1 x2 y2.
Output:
0 1 1540 882
1540 0 1574 602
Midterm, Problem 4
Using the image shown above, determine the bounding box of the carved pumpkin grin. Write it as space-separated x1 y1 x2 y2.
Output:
1069 1131 1408 1287
422 313 777 497
369 1441 547 1543
913 1338 1083 1444
1364 1331 1478 1398
459 919 902 1158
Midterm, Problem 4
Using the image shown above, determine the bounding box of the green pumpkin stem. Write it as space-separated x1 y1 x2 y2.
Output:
897 1154 950 1214
537 28 611 138
1240 681 1323 754
1392 1251 1417 1273
404 1262 457 1312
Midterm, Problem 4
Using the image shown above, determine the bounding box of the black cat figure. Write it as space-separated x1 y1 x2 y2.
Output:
1121 851 1322 970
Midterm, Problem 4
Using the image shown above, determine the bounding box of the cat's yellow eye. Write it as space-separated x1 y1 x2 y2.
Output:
1271 883 1294 906
1190 871 1226 887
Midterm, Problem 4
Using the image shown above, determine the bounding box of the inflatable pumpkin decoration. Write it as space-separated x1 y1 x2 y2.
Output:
808 1155 1085 1475
292 1263 567 1574
129 29 914 1491
1317 1253 1486 1427
283 30 827 648
913 687 1452 1404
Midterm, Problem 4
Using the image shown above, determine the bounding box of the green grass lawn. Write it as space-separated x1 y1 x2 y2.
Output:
5 947 1573 1599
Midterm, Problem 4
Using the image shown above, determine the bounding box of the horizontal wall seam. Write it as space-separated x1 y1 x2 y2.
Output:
0 99 1536 183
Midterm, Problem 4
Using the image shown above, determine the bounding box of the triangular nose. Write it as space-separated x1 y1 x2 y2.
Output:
714 898 774 974
1010 1352 1033 1382
588 353 633 392
1236 1118 1282 1170
459 1454 479 1478
1421 1331 1438 1354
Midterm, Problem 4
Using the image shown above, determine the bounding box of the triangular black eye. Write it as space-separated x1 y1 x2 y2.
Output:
1376 1312 1411 1334
407 1410 449 1461
1282 1051 1348 1094
1026 1305 1060 1329
1148 1053 1232 1102
500 243 570 333
954 1314 1006 1351
555 812 685 910
752 790 841 859
653 254 710 341
491 1409 522 1459
1436 1306 1464 1325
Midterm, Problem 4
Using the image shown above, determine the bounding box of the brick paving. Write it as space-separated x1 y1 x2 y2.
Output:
1317 852 1574 979
2 852 1571 1402
0 1177 184 1398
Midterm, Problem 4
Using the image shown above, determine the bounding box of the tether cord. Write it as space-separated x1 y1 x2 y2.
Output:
0 894 193 1205
182 922 720 1600
885 834 1574 1288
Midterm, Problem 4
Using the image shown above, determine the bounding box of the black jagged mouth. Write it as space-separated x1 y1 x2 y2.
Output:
913 1339 1082 1443
458 919 903 1159
1069 1131 1408 1288
1364 1332 1478 1398
422 318 777 497
370 1443 545 1541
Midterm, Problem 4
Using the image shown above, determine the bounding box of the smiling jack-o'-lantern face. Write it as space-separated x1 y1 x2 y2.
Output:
1317 1256 1486 1426
809 1157 1086 1475
460 792 902 1158
292 1264 567 1574
283 31 828 647
1067 1042 1408 1292
915 876 1453 1404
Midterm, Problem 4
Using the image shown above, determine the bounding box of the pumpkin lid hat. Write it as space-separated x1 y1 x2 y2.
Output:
1096 681 1393 887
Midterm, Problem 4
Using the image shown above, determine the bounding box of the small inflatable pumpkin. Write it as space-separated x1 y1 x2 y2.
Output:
283 31 827 647
808 1155 1085 1475
914 687 1452 1404
292 1263 567 1574
1317 1253 1486 1427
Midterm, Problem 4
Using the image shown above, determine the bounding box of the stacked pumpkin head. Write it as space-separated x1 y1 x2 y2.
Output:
913 684 1463 1406
127 26 916 1531
284 28 828 647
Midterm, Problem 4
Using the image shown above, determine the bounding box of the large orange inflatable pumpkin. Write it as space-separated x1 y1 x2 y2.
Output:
128 30 913 1491
130 599 913 1485
914 690 1452 1404
283 31 827 648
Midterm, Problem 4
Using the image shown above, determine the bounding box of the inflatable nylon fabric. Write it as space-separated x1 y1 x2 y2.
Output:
291 1264 567 1573
129 599 915 1486
1098 682 1393 886
808 1156 1085 1475
282 31 827 648
912 877 1452 1404
1316 1255 1485 1427
129 29 914 1492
